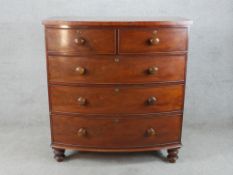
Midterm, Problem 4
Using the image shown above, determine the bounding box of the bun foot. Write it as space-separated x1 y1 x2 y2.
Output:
167 148 179 163
53 148 65 162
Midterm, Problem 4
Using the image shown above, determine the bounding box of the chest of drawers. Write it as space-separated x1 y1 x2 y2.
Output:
42 17 192 163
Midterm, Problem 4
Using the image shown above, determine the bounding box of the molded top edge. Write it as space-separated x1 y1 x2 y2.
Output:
42 16 193 28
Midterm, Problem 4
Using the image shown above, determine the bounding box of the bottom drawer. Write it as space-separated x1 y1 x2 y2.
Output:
51 114 182 148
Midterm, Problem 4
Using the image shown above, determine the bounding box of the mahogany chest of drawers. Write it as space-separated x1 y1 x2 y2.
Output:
42 17 192 163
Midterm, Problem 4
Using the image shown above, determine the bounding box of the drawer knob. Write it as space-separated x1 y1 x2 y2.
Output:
149 37 160 45
148 66 159 74
74 37 85 45
146 128 156 136
147 96 157 105
77 128 87 137
75 66 86 75
77 97 87 106
149 30 160 45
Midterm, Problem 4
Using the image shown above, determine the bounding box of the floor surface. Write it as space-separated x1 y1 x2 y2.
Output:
0 119 232 175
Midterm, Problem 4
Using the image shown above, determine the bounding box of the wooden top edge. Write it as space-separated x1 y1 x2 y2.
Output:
42 17 193 27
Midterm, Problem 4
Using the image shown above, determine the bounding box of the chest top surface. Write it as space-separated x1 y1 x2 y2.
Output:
42 16 192 27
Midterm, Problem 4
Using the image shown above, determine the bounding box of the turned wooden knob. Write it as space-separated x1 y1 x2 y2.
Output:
77 97 87 106
77 128 87 137
149 37 160 45
146 128 156 136
75 66 86 75
74 37 85 45
149 30 160 45
147 96 157 105
148 66 159 74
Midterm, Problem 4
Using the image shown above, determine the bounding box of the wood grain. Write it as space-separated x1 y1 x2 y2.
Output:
50 84 184 114
48 55 186 84
42 18 191 161
119 28 188 53
46 28 116 54
51 114 182 148
42 17 192 28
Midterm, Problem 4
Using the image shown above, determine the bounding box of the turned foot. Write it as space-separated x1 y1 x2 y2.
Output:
53 148 65 162
167 148 179 163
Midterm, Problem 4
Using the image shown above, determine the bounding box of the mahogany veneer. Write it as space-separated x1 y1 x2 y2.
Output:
50 84 184 114
119 28 188 53
42 17 192 163
48 55 186 84
51 115 182 148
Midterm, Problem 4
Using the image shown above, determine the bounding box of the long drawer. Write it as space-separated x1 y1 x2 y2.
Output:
51 114 182 148
48 55 186 84
50 84 184 114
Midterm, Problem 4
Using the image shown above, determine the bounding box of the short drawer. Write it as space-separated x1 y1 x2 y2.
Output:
48 55 186 84
119 28 187 53
50 84 184 114
46 28 116 54
51 114 182 148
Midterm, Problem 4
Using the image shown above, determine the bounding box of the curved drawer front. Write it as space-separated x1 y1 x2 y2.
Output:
52 114 181 148
46 28 116 54
119 28 187 53
48 55 186 84
50 84 184 114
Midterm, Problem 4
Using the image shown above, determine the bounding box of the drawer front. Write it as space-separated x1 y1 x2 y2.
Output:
52 115 182 148
48 55 186 84
119 28 187 53
50 84 184 114
46 29 116 54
